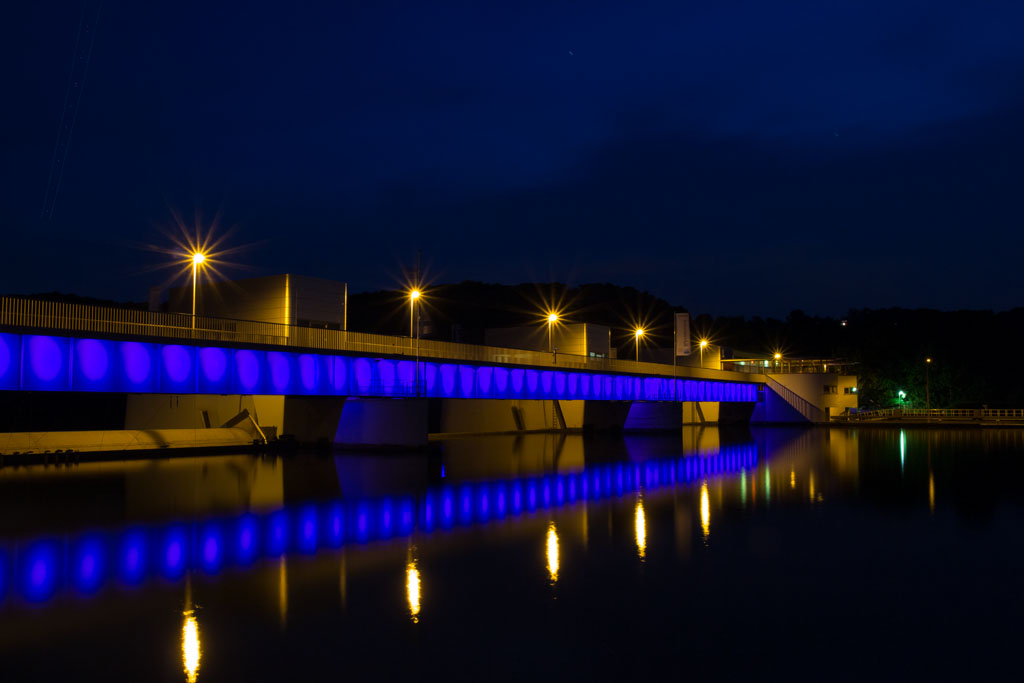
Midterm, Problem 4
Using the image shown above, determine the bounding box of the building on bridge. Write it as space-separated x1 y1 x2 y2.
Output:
484 323 612 358
723 354 858 420
166 274 349 330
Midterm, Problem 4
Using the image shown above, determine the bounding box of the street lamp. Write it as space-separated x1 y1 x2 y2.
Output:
925 358 932 413
409 289 421 337
547 312 558 353
898 390 906 408
634 327 644 363
699 339 708 369
190 251 206 329
410 288 422 395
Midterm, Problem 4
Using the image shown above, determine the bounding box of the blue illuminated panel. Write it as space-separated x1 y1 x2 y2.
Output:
159 345 195 393
22 335 70 391
235 349 267 394
0 332 760 401
120 342 158 392
0 333 20 390
198 347 233 393
73 338 118 392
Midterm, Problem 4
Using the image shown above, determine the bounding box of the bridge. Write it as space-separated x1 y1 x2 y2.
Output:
0 296 836 451
0 297 761 401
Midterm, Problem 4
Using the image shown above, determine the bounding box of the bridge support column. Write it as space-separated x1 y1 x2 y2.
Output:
335 398 428 449
682 401 719 425
624 402 682 431
579 401 632 432
282 396 346 445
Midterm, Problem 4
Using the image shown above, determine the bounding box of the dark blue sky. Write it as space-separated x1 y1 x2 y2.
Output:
5 1 1023 315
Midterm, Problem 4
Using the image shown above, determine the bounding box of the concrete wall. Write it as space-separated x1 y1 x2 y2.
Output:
682 401 720 424
282 396 346 444
484 323 611 356
171 273 347 328
437 399 631 434
126 394 270 430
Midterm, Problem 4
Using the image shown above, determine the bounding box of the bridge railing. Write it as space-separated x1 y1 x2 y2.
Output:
839 408 1024 422
765 376 826 423
0 296 762 382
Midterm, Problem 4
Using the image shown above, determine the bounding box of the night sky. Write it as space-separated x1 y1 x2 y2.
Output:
5 1 1023 316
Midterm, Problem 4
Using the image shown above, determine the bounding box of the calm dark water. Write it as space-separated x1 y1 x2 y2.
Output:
2 427 1023 681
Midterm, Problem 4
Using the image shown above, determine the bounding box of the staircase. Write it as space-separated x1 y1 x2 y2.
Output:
765 377 825 423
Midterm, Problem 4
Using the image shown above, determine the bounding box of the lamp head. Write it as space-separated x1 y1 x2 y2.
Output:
774 352 781 360
191 252 206 266
699 339 708 349
548 313 558 323
635 328 644 338
410 289 421 300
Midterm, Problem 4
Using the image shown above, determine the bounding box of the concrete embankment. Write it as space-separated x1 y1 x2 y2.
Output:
0 428 258 461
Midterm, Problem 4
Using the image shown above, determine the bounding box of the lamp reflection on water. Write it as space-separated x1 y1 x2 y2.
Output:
634 499 646 559
546 522 559 582
406 560 421 622
700 482 710 539
929 473 935 513
182 611 200 683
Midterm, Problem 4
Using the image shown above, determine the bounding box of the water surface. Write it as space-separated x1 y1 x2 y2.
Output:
2 427 1023 681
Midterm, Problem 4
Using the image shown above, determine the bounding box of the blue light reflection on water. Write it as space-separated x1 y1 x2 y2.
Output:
0 444 756 606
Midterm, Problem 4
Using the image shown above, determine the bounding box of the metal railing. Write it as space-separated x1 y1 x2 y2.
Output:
765 376 826 423
0 296 763 382
723 359 852 375
838 408 1024 422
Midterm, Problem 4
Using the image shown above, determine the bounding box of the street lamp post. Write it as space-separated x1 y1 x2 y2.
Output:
409 289 420 338
699 339 708 369
410 289 421 395
190 252 206 330
547 313 558 353
925 358 932 414
634 328 644 363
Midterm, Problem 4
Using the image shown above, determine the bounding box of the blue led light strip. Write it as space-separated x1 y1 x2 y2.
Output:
0 332 759 401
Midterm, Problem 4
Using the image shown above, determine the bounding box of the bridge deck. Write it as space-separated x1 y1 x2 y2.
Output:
0 298 763 402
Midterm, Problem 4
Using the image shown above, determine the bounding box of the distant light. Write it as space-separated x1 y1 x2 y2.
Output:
852 387 857 393
926 357 932 363
774 353 781 360
898 390 906 399
841 320 847 327
191 252 205 266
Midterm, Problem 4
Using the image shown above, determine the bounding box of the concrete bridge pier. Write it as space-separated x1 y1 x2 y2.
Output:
434 399 632 435
624 402 682 431
334 398 429 449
